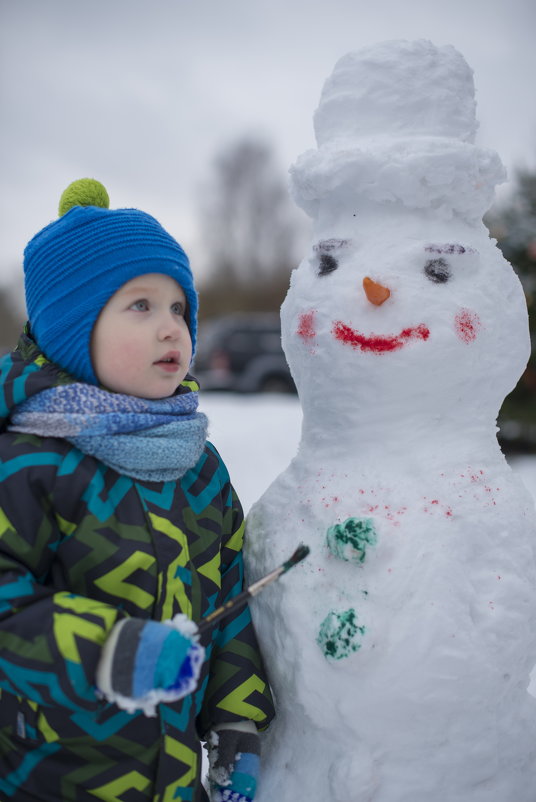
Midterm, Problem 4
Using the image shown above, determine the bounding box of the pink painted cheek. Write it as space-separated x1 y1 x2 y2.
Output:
454 308 481 343
297 310 316 341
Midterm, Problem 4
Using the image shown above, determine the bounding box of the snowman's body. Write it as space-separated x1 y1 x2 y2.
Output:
246 41 536 801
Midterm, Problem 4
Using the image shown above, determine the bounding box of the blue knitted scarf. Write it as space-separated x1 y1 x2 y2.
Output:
9 383 208 482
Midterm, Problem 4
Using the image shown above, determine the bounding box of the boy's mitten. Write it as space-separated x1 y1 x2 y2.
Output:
96 614 204 716
208 721 261 802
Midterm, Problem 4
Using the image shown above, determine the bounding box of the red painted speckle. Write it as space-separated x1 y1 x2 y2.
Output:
297 311 316 340
423 496 453 518
455 308 481 343
332 321 430 353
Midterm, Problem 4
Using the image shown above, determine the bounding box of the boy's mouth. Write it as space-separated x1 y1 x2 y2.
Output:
154 351 181 371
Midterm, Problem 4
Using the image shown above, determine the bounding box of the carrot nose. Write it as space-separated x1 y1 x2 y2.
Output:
363 276 391 306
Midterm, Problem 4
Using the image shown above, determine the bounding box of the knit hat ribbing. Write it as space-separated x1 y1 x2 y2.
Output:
24 180 198 385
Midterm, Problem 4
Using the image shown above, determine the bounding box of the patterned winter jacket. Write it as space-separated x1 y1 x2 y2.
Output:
0 334 274 802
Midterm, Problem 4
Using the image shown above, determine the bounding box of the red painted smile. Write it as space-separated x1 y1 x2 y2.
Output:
333 321 430 353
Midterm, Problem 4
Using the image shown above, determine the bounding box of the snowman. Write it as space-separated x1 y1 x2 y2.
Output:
246 40 536 802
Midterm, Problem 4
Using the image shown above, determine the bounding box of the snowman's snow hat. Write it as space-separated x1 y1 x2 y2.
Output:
290 40 505 222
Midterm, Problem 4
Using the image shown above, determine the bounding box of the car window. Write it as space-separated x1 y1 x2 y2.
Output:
227 332 256 352
226 329 282 354
258 332 282 352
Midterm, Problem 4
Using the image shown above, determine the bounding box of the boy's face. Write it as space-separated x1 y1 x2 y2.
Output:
91 273 192 398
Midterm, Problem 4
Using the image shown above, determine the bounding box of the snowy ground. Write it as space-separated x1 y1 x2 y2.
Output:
199 393 302 515
199 392 536 514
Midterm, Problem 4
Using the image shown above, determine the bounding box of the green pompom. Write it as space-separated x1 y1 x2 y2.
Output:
58 178 110 217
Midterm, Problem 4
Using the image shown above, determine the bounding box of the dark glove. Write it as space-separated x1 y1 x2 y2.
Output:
208 721 261 802
96 614 204 716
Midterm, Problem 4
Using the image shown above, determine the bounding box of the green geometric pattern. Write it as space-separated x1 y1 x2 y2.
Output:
0 335 274 801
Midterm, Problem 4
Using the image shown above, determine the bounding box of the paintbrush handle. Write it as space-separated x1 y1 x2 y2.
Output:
197 570 283 634
196 545 309 635
197 588 251 635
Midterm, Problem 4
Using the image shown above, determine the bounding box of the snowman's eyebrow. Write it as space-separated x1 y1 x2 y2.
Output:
424 243 477 255
314 238 350 253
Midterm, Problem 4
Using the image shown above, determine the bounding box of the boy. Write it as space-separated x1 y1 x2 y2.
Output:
0 179 274 802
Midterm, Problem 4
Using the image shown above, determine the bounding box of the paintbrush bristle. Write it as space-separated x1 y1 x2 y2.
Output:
282 543 310 572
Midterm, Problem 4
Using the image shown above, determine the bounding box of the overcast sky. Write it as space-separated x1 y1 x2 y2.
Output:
1 0 535 293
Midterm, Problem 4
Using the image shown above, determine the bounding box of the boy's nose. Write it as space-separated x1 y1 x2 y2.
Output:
158 316 182 340
363 276 391 306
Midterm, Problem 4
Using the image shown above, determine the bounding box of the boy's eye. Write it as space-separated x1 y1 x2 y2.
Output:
171 302 185 316
130 299 149 311
424 258 451 283
318 253 339 276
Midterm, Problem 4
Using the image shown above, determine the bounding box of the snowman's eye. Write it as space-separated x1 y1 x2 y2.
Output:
318 253 339 276
424 258 451 283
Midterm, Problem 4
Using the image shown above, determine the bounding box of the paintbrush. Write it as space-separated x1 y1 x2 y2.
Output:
197 544 310 635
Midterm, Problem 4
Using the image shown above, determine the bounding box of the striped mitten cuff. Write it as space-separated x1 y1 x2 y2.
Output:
208 721 261 802
96 614 204 716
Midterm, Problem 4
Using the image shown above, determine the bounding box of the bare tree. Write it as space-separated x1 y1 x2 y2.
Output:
0 284 24 353
486 162 536 450
198 137 307 317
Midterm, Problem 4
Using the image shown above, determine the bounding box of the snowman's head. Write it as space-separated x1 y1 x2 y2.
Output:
282 40 528 439
281 217 529 432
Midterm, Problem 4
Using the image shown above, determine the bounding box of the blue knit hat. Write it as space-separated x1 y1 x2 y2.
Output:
24 178 198 385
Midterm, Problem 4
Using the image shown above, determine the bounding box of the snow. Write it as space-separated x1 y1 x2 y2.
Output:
221 39 536 802
201 391 536 788
290 39 505 225
199 393 536 516
201 394 536 700
313 41 478 146
199 393 302 515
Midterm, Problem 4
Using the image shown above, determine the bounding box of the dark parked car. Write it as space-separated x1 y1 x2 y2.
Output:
193 314 296 393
